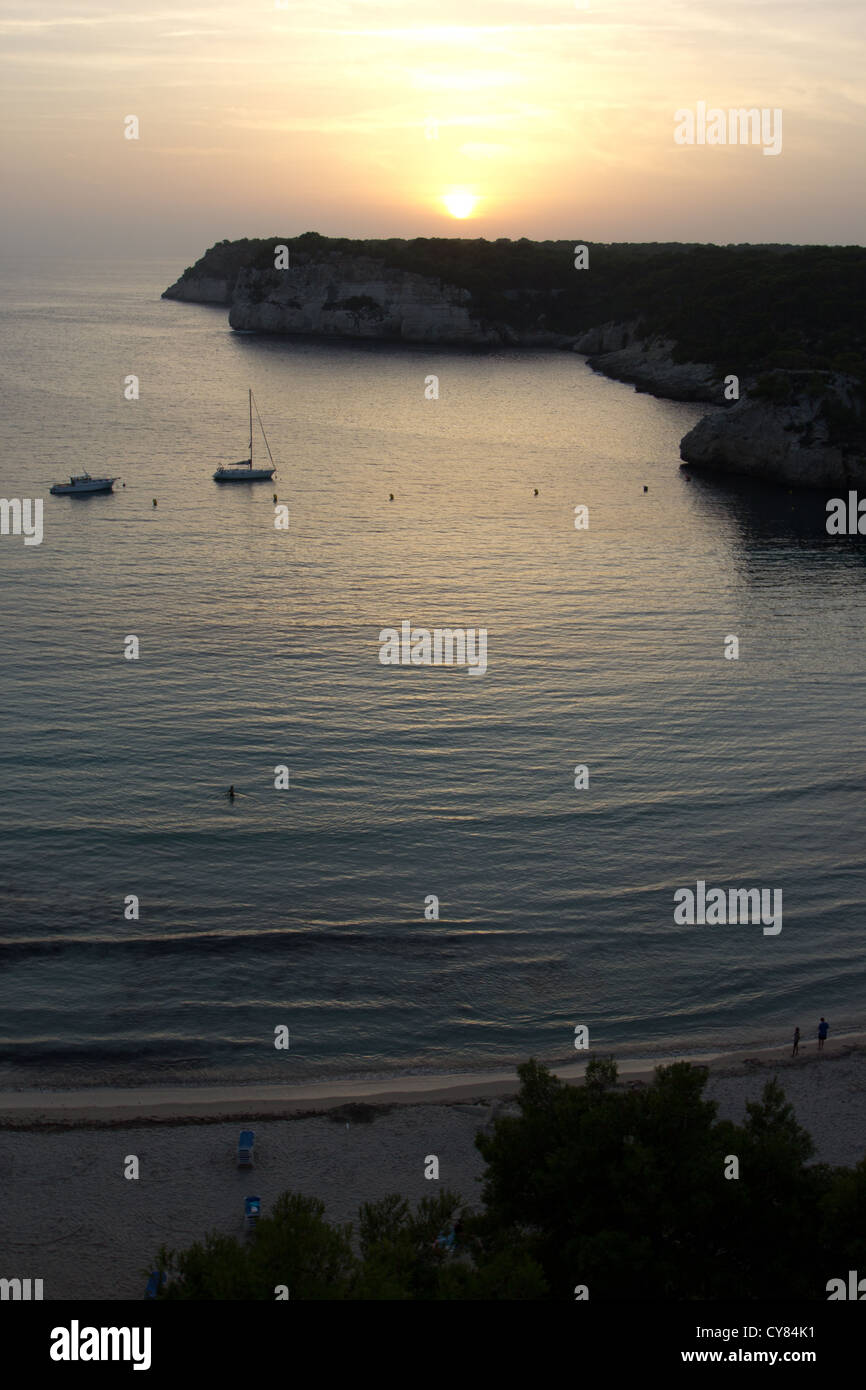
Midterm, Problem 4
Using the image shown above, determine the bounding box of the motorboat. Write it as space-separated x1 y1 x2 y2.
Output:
50 472 117 495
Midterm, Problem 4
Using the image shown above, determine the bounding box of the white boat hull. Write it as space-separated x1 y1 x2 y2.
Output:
50 477 116 495
213 467 275 482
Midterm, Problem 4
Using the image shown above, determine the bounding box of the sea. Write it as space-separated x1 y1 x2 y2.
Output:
0 258 864 1091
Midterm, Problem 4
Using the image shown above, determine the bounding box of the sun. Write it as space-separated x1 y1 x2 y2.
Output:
442 190 478 219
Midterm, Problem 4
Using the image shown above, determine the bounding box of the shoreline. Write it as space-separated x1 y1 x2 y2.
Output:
4 1045 862 1299
3 1033 862 1129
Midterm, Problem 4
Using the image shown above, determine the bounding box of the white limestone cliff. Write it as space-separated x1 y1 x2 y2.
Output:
163 275 233 305
226 258 504 345
679 373 866 488
573 322 720 403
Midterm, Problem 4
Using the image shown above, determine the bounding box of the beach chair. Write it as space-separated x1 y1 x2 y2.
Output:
237 1129 255 1166
145 1270 166 1299
244 1195 261 1231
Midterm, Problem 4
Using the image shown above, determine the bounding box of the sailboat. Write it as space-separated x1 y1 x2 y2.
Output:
213 389 276 482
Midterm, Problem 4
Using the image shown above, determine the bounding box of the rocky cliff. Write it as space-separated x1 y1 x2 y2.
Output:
165 252 573 347
679 372 866 488
225 257 507 345
162 275 232 305
572 321 721 403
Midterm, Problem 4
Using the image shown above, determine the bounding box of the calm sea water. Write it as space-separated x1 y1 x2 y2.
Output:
0 259 864 1090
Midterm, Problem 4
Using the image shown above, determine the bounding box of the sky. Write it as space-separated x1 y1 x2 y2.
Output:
1 0 864 260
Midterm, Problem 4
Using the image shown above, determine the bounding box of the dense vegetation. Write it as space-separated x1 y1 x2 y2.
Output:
173 234 866 389
152 1058 866 1300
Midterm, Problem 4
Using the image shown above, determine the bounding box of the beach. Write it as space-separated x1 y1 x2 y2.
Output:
2 1039 863 1300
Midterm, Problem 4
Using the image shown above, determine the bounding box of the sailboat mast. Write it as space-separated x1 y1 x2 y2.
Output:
248 388 253 464
252 392 276 468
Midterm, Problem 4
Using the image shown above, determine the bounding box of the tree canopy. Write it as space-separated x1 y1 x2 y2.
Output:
152 1058 865 1300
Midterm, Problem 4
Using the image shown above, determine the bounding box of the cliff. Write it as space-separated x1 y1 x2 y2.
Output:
572 321 721 403
228 257 504 345
165 251 575 347
680 372 866 488
163 275 232 305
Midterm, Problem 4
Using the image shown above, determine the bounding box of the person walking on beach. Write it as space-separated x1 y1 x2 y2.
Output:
817 1017 829 1051
792 1027 800 1057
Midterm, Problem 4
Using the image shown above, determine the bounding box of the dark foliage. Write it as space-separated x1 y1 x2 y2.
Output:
152 1059 865 1300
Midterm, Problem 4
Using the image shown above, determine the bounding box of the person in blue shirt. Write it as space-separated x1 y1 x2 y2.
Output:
817 1017 829 1051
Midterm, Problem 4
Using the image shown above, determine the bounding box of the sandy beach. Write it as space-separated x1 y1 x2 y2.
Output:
1 1039 863 1300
